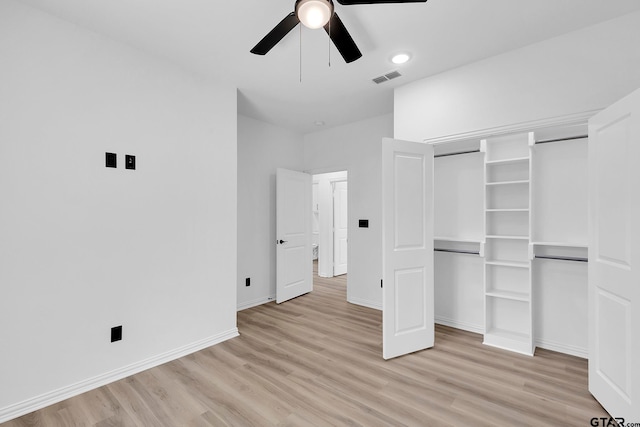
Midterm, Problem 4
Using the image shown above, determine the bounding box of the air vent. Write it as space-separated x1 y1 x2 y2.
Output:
372 70 402 84
385 70 401 80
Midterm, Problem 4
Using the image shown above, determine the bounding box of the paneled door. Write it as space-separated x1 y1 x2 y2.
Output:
382 138 434 360
588 88 640 421
276 168 313 304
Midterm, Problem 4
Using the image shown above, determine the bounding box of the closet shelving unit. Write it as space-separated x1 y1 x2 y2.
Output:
430 121 589 358
481 132 535 356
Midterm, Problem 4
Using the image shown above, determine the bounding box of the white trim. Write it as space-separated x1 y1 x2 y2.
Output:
237 295 275 311
535 338 587 359
348 297 381 311
435 316 484 335
424 110 600 146
0 328 239 424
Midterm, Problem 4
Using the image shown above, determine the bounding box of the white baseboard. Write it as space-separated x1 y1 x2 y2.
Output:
348 297 382 311
535 338 587 359
237 295 275 311
435 316 484 335
0 328 239 424
434 319 587 359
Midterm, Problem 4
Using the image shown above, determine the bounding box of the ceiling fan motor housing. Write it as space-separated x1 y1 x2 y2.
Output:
295 0 335 29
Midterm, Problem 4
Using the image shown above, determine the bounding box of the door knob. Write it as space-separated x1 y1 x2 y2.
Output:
278 239 287 244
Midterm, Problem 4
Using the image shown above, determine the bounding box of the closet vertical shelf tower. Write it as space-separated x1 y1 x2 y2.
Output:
482 132 534 356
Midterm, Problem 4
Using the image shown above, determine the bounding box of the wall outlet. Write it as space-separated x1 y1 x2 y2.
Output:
245 277 250 287
111 326 122 342
105 152 117 168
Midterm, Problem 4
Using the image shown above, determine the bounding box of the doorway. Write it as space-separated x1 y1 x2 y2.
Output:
312 171 348 279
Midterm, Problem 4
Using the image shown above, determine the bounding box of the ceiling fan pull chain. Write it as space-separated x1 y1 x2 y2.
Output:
300 23 302 83
328 18 331 67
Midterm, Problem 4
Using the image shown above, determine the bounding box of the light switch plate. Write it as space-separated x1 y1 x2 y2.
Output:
125 155 136 170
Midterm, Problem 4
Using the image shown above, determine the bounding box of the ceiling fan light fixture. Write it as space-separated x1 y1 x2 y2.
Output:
296 0 334 29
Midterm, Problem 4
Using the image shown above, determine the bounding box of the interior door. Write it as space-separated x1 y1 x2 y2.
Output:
276 168 313 304
382 137 434 360
333 180 348 276
588 88 640 421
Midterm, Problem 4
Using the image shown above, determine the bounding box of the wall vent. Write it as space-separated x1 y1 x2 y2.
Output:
372 70 402 84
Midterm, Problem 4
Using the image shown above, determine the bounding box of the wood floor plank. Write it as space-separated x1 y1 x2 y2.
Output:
4 265 609 426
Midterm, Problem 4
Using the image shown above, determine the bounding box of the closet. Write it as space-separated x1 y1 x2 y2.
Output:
433 122 588 357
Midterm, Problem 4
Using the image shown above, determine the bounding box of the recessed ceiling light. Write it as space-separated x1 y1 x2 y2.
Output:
314 121 326 126
391 53 411 65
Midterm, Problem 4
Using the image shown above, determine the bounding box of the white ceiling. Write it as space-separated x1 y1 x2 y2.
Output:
17 0 640 134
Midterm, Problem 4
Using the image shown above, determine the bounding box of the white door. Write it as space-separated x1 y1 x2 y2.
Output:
382 137 434 360
588 89 640 422
333 180 348 276
276 168 313 304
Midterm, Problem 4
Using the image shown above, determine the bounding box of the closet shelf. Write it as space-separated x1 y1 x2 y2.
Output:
531 241 588 249
486 290 530 302
485 157 530 166
486 235 529 240
484 329 533 356
434 237 482 244
486 180 530 186
486 260 529 268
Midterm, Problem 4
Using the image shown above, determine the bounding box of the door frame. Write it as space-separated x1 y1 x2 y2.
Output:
332 178 348 276
308 167 351 299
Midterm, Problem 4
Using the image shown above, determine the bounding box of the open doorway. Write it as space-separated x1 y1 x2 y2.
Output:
312 171 348 280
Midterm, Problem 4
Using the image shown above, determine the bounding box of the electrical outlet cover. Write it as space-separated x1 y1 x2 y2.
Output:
106 152 117 168
111 326 122 342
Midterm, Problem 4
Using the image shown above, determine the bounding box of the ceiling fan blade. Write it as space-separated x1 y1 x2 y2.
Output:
337 0 427 4
323 13 362 63
250 12 300 55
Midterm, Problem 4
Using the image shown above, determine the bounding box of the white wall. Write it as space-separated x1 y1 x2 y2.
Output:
0 1 237 421
395 10 640 142
434 153 484 241
434 152 485 332
434 253 484 333
313 171 348 278
237 115 304 310
532 138 588 245
304 114 393 310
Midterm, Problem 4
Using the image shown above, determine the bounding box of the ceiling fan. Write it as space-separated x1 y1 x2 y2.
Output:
250 0 428 63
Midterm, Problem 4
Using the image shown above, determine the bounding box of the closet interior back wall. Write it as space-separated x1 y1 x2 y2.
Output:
434 151 484 333
531 136 588 357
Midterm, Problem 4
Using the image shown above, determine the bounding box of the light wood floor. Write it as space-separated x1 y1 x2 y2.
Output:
5 268 608 426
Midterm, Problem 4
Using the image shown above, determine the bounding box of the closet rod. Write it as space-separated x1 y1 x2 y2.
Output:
434 149 480 158
535 134 588 145
534 255 588 263
434 248 480 255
